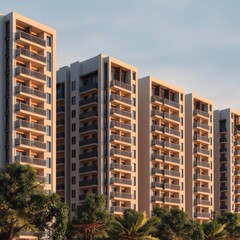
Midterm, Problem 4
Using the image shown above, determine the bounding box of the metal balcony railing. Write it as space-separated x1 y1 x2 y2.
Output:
110 134 131 144
15 119 46 132
15 155 46 166
110 108 131 118
164 197 181 204
110 163 132 171
15 85 46 99
164 183 181 191
194 160 210 168
194 121 209 130
79 138 98 146
79 124 98 133
110 177 132 185
194 174 211 181
110 149 132 158
194 199 211 206
110 94 131 105
110 192 132 199
15 137 46 149
194 109 209 118
194 187 211 193
16 31 46 46
163 98 180 109
15 102 46 116
79 179 98 187
79 165 98 173
15 66 46 81
79 83 98 93
79 96 98 106
194 135 209 143
194 147 210 155
110 121 131 130
16 48 46 62
111 80 131 91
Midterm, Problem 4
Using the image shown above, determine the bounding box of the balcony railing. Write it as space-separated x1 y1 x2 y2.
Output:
15 85 46 99
164 169 181 177
220 148 227 153
235 141 240 146
16 31 46 46
56 119 65 125
110 177 132 185
235 150 240 156
15 103 46 116
220 176 227 181
194 109 209 118
110 206 129 213
110 94 131 105
194 160 210 168
164 197 181 204
194 135 209 143
79 138 98 146
79 96 98 106
151 139 164 147
57 106 65 113
194 212 211 218
110 149 132 158
220 186 227 190
15 155 46 166
110 134 131 144
110 163 132 171
151 153 164 161
163 112 180 122
164 141 180 150
163 98 180 109
56 184 65 190
194 147 210 155
79 83 98 93
194 122 209 130
111 80 131 91
79 152 98 160
235 129 240 135
220 137 227 143
164 127 180 137
79 179 98 187
56 171 65 177
15 137 46 150
79 165 98 173
151 125 164 132
235 160 240 165
194 187 211 193
57 158 65 164
79 111 98 120
151 95 163 103
110 108 131 118
151 110 164 118
194 199 211 206
194 174 211 181
57 132 65 138
151 154 181 164
15 119 46 132
151 168 163 175
79 124 98 133
110 121 132 130
151 196 164 202
151 182 164 188
16 48 46 62
57 145 65 151
15 66 46 81
110 192 132 199
164 183 181 191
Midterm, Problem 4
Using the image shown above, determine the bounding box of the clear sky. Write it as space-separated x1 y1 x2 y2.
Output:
1 0 239 110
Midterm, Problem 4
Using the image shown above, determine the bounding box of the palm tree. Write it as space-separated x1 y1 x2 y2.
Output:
202 221 227 240
107 209 159 240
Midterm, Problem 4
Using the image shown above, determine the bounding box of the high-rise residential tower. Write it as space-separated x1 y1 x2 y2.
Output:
138 76 185 217
0 12 56 191
185 93 214 222
214 109 240 214
56 54 138 218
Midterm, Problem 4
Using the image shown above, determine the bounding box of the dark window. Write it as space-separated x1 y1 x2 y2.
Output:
72 81 76 91
72 123 76 131
72 96 76 105
72 150 76 158
47 77 51 88
46 157 51 168
47 52 51 71
47 93 51 104
47 36 52 47
72 163 76 171
72 176 76 184
47 109 51 120
72 137 76 145
46 126 51 136
72 110 76 118
47 141 51 152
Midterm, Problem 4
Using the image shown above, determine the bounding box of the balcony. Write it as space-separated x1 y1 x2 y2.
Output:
79 179 98 187
110 94 131 105
110 134 131 144
79 165 98 173
110 177 132 186
151 182 164 188
79 152 98 160
110 206 129 213
151 95 163 104
15 67 46 82
79 138 98 146
110 121 132 131
151 153 164 161
164 141 180 151
15 103 46 117
220 195 227 200
111 80 131 92
151 153 181 165
57 106 65 113
15 137 46 150
110 192 132 199
151 168 163 175
235 189 240 194
235 141 240 146
16 48 46 63
164 197 181 204
15 85 46 99
163 112 180 122
194 212 211 219
220 148 227 153
164 169 181 178
220 166 227 172
220 127 227 133
194 174 211 181
79 83 98 94
151 139 164 147
151 110 164 118
79 96 98 106
235 160 240 165
151 125 164 133
220 176 227 181
56 184 65 190
79 111 98 120
194 199 211 206
220 137 227 143
57 145 65 151
57 119 65 126
151 196 164 202
110 108 131 118
15 155 46 167
194 187 211 193
220 186 227 191
164 183 181 191
194 122 209 130
194 160 210 168
220 157 227 162
235 129 240 136
57 158 65 164
235 150 240 156
163 99 180 109
235 170 240 176
163 127 180 137
110 149 132 158
194 109 209 118
220 205 228 210
194 147 210 156
110 163 132 172
57 132 65 139
16 30 46 47
79 124 98 133
194 135 209 143
56 171 65 177
15 119 46 133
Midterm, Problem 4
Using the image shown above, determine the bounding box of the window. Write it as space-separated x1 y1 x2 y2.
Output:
132 84 136 93
47 141 51 152
72 123 76 131
132 98 136 106
46 93 51 104
47 52 51 71
46 157 51 168
132 110 136 119
47 77 51 88
72 110 76 118
47 109 51 120
72 136 76 145
72 163 76 171
71 203 76 212
72 190 76 198
132 124 136 132
47 36 52 47
72 81 76 91
46 126 51 136
72 176 76 185
72 150 76 158
46 173 51 184
72 96 76 105
132 72 136 80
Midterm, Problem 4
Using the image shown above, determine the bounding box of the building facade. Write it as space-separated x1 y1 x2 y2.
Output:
56 54 138 218
185 93 214 222
138 76 185 217
214 109 240 214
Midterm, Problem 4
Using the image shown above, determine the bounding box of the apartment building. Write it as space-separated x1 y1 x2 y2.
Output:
57 54 138 218
214 109 240 214
138 76 185 217
0 12 56 238
185 93 214 222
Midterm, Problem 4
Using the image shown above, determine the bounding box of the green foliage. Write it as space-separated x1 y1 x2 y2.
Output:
108 208 159 240
0 162 68 240
68 194 113 240
189 221 204 240
202 220 227 240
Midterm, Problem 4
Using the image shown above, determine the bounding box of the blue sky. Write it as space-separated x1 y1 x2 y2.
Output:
1 0 240 110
